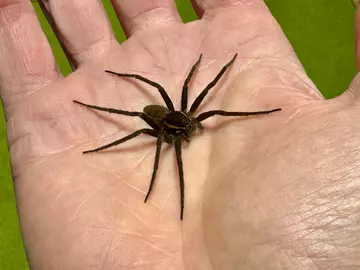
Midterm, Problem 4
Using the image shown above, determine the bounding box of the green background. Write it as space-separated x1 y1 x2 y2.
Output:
0 0 356 269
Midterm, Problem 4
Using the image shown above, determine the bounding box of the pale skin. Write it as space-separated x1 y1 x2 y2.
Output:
1 0 360 269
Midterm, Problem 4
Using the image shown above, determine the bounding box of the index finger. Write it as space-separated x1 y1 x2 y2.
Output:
0 0 60 108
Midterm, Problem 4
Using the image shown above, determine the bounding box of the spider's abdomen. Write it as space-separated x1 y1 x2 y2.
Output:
143 105 169 119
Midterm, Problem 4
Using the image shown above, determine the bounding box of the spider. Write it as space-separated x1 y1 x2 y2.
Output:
73 54 281 220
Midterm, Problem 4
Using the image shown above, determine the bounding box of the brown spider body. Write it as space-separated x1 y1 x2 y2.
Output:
73 53 281 220
142 105 201 143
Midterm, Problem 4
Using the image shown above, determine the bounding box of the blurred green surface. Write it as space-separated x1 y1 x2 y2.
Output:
266 0 356 98
0 0 356 269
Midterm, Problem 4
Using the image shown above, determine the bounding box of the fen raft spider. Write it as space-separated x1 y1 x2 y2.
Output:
73 54 281 220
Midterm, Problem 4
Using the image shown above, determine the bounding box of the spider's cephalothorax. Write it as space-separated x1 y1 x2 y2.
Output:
73 54 281 220
142 104 202 143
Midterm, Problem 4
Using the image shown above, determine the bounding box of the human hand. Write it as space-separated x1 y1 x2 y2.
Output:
1 0 358 269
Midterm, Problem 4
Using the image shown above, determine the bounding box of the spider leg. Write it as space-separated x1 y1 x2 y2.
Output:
174 137 185 220
196 108 282 122
73 100 143 117
144 129 164 203
105 70 175 111
83 128 158 154
181 54 202 111
189 54 238 114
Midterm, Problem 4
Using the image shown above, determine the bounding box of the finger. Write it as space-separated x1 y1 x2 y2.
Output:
0 0 59 107
341 72 360 104
355 5 360 70
38 0 114 66
111 0 182 36
190 0 265 17
340 4 360 103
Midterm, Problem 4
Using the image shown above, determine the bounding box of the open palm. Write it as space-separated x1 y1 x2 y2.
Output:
2 0 360 269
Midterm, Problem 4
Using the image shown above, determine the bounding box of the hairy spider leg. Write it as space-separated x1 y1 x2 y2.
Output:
73 99 165 206
189 53 238 114
83 129 158 154
105 70 175 111
144 129 164 203
196 108 282 122
174 137 185 220
73 100 143 116
181 54 203 112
